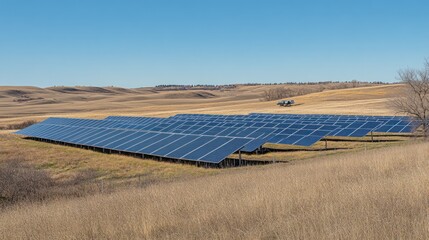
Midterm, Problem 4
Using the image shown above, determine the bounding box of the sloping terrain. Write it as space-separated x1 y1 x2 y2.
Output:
0 84 403 125
0 83 425 240
1 141 427 239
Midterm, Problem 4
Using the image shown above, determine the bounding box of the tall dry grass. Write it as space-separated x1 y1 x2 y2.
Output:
1 142 429 239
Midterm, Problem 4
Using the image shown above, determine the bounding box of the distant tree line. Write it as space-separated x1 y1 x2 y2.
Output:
154 84 237 91
239 80 387 86
0 120 38 130
261 81 383 101
155 81 387 90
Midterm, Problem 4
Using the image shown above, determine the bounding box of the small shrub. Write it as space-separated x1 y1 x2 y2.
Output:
0 120 38 130
0 159 53 204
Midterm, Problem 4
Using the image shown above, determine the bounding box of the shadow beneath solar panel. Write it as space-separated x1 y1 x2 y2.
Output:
324 138 404 143
23 137 276 168
369 133 422 138
262 147 352 153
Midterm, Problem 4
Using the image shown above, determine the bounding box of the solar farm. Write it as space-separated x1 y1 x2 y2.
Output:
15 113 419 167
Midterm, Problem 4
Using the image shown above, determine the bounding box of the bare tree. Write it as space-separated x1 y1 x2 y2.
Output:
393 59 429 136
262 87 296 101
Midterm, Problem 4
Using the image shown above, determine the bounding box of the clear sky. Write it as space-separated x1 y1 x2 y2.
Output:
0 0 428 87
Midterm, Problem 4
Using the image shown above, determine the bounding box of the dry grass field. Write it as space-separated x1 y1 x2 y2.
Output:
1 141 428 239
0 84 412 187
0 131 216 189
0 84 402 125
1 83 425 239
0 84 409 173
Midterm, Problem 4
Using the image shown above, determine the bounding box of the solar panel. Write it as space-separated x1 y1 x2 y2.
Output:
16 122 252 164
15 113 419 165
200 138 251 163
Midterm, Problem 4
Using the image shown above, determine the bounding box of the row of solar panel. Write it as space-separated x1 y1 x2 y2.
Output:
166 114 416 133
100 115 417 153
169 114 410 124
30 118 341 151
169 113 408 122
44 117 341 136
108 113 409 121
107 114 416 134
38 116 387 141
174 113 410 120
17 124 251 163
109 112 407 121
15 113 419 164
104 117 416 139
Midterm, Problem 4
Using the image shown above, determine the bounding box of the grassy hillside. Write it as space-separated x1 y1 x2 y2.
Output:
1 141 428 239
1 83 422 239
0 84 402 126
0 132 215 182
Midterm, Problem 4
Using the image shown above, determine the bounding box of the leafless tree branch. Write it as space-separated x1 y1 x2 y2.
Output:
393 59 429 137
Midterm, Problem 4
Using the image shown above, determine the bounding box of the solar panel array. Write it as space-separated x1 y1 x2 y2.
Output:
15 113 419 165
16 118 252 164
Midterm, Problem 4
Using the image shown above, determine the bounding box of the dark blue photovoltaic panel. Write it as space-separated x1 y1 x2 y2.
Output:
201 138 251 162
102 132 143 149
317 125 338 131
32 125 59 139
14 113 420 164
66 128 103 143
93 130 135 148
362 122 381 129
374 125 391 132
295 129 314 135
83 130 122 145
279 128 298 135
303 124 321 130
111 132 153 150
349 128 373 137
127 133 168 152
189 129 207 135
45 126 75 141
247 128 275 138
43 127 65 141
331 129 354 136
275 135 304 145
267 134 291 144
241 138 270 152
166 136 215 159
217 128 236 136
138 135 180 153
311 130 332 136
399 125 415 132
295 135 324 146
122 132 159 151
151 135 198 156
373 120 418 133
238 128 260 136
183 137 229 160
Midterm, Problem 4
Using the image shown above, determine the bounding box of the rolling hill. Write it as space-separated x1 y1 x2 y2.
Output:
1 82 423 240
0 84 403 126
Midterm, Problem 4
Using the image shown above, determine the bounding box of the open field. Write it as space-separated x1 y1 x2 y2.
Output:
1 141 428 239
231 133 417 162
0 84 403 125
0 84 413 194
1 83 425 239
0 131 216 187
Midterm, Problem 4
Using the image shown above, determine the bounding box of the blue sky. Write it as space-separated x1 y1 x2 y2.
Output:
0 0 428 87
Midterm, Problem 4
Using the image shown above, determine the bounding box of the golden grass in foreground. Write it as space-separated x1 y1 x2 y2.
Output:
1 141 429 239
0 132 215 183
233 134 413 162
